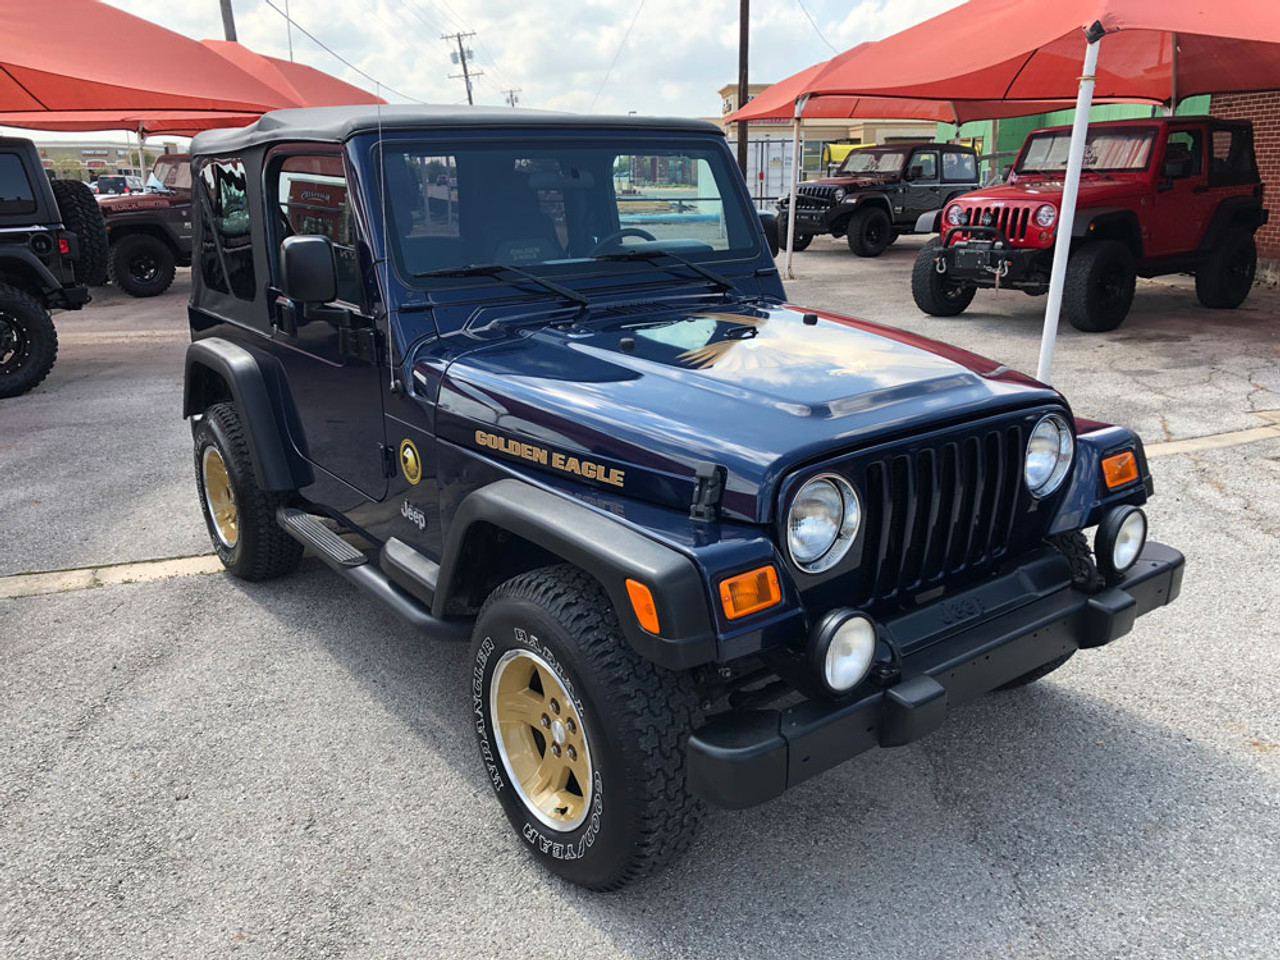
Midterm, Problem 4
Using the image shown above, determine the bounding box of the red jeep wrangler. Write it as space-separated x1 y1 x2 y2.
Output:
912 117 1268 331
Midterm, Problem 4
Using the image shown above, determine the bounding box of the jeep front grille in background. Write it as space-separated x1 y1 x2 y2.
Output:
855 421 1026 603
961 205 1033 241
795 185 840 209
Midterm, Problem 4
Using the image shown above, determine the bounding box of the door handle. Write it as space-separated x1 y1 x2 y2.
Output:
1192 185 1209 194
272 295 298 336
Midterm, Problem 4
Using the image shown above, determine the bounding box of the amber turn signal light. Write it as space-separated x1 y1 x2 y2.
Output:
719 565 782 620
1102 450 1139 489
625 578 661 635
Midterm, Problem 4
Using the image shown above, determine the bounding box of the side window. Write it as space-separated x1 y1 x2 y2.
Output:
196 158 256 300
910 151 938 181
942 151 977 183
1164 129 1204 178
277 155 363 306
1209 127 1258 186
0 153 36 216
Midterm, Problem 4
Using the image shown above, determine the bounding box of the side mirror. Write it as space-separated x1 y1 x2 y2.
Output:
908 165 925 181
758 212 779 257
280 235 338 304
1162 156 1193 179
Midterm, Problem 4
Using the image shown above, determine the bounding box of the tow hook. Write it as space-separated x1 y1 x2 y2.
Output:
934 257 948 275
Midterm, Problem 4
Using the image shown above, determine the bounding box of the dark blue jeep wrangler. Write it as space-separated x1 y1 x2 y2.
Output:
183 106 1183 890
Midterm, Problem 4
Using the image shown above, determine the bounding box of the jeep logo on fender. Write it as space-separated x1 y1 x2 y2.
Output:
474 429 625 488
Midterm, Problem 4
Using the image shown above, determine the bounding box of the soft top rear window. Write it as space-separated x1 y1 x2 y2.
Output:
0 153 36 215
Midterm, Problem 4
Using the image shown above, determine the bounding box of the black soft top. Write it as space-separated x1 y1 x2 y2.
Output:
192 104 724 155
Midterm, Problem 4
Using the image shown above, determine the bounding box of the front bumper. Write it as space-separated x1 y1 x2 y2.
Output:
779 202 849 235
686 542 1184 809
934 228 1049 287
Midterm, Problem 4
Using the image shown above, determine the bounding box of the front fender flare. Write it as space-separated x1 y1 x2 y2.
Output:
435 479 719 670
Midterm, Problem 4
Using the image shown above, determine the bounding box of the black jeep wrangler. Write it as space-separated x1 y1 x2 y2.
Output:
0 136 107 398
100 152 193 298
776 142 981 256
183 106 1184 890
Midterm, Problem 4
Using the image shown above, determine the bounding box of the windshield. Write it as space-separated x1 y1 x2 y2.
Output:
836 149 908 176
152 157 191 193
1017 128 1156 173
96 176 126 193
378 137 758 286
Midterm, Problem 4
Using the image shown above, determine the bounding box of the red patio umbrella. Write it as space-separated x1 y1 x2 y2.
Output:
800 0 1280 382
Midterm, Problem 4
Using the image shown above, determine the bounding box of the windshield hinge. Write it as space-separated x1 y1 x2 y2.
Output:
690 461 726 522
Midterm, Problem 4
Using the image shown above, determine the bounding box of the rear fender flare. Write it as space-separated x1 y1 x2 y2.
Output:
1198 196 1267 251
183 337 312 491
434 479 718 670
0 247 61 295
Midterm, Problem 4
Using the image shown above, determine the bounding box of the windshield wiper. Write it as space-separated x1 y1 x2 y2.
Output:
414 262 590 309
592 248 734 293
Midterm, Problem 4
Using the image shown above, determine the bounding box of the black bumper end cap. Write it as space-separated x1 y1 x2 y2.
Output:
1079 586 1138 648
686 710 787 809
879 675 947 748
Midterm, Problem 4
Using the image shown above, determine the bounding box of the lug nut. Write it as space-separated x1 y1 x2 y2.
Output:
565 718 576 734
566 745 577 761
540 714 550 728
550 744 561 757
549 698 560 715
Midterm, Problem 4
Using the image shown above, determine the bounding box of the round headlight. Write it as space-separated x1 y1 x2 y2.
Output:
980 209 994 226
810 610 878 693
1035 203 1057 228
1024 414 1074 498
833 187 847 202
786 475 861 573
945 204 965 226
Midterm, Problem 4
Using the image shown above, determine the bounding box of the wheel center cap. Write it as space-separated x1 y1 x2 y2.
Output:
550 718 567 746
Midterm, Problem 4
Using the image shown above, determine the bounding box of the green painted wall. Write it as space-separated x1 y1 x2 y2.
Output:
937 95 1212 177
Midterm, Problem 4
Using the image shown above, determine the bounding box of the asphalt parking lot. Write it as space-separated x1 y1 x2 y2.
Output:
2 247 1278 959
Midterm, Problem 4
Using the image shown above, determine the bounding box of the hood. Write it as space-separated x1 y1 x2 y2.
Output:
954 174 1144 208
428 303 1059 523
800 175 897 190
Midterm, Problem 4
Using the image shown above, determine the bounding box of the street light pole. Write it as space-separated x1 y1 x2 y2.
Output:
736 0 749 177
218 0 237 42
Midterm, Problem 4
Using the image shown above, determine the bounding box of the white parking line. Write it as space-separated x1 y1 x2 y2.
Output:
1145 410 1280 458
0 554 223 600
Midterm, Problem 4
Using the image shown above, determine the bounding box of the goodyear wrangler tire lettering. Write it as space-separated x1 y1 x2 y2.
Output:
469 564 703 890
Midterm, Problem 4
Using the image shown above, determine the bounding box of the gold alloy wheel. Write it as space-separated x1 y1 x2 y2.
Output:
490 648 594 832
201 446 239 549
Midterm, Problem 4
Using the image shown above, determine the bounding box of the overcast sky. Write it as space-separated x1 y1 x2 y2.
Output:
97 0 961 117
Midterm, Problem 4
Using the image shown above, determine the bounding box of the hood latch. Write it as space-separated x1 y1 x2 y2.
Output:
690 462 726 522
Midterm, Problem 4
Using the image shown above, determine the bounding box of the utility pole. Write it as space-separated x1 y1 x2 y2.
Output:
218 0 237 42
502 89 522 108
443 32 482 106
736 0 749 176
284 0 294 60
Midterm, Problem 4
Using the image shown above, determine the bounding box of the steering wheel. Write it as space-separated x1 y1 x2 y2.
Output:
589 227 657 256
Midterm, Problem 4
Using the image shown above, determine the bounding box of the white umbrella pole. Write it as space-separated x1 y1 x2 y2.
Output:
1035 31 1101 385
783 94 808 280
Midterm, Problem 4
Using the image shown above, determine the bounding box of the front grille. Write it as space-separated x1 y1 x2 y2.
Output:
960 204 1033 241
853 420 1027 604
795 185 839 209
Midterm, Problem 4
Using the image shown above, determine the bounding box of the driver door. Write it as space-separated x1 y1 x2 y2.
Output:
268 149 388 501
904 149 941 224
1148 127 1212 259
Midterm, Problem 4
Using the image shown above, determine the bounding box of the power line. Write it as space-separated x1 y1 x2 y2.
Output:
502 88 521 107
402 0 519 96
260 0 421 102
442 31 482 105
590 0 645 113
794 0 838 54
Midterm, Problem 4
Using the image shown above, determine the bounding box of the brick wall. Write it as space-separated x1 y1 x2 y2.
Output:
1210 91 1280 277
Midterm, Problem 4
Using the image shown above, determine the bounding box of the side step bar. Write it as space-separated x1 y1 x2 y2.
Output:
276 507 472 641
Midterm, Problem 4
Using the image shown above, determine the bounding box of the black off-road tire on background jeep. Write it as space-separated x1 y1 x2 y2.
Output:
470 565 703 890
50 179 109 286
109 233 177 298
787 232 813 252
1062 239 1136 332
1195 227 1256 309
846 206 893 257
193 402 303 580
0 283 58 399
885 230 900 246
912 238 977 316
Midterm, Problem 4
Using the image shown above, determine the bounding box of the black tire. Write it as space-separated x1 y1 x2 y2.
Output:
996 652 1075 690
109 233 177 298
0 283 58 399
471 565 703 890
885 230 900 246
50 179 108 286
911 238 976 316
193 402 302 580
788 232 813 252
846 205 893 257
1062 240 1136 332
1195 227 1256 309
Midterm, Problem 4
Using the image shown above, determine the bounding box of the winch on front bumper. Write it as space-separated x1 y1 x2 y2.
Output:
933 226 1050 290
686 540 1184 809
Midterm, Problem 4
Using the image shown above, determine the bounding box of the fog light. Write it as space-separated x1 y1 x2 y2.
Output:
1095 506 1147 581
810 610 877 693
